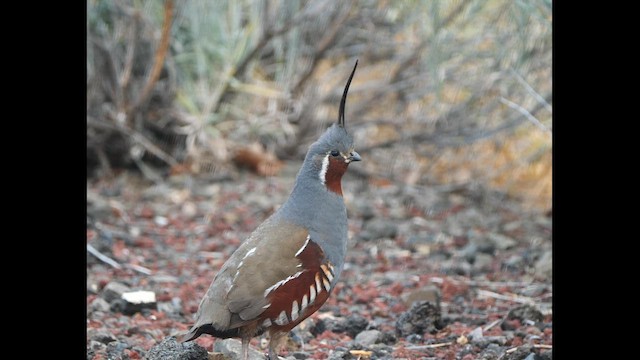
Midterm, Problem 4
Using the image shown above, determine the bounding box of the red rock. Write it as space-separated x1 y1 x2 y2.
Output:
139 206 155 219
134 237 155 248
124 349 141 359
388 282 405 296
440 280 469 301
511 336 524 346
112 239 127 259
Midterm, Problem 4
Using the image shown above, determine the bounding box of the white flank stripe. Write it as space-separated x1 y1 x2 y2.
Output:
291 300 299 321
315 273 323 294
301 294 308 312
323 277 331 292
309 285 316 303
264 271 304 297
295 235 311 257
321 264 334 282
325 271 334 282
262 318 272 327
319 154 330 184
275 310 289 325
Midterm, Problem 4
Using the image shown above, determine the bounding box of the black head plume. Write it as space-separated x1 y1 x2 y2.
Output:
338 60 358 129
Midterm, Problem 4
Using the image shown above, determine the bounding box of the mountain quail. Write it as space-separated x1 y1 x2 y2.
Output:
183 60 361 360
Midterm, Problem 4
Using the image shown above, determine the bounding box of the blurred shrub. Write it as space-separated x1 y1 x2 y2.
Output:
87 0 551 210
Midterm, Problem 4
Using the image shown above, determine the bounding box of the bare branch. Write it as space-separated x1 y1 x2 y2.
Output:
126 263 152 275
476 289 536 305
87 116 178 166
405 342 453 350
510 68 552 113
292 0 355 95
87 244 122 269
440 0 473 28
87 243 153 275
483 319 502 331
119 11 140 93
212 1 333 115
499 97 551 134
89 36 122 107
129 0 174 114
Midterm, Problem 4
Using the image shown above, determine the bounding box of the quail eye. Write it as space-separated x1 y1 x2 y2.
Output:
330 150 340 157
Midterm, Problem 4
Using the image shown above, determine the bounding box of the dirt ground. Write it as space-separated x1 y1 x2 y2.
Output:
86 163 552 360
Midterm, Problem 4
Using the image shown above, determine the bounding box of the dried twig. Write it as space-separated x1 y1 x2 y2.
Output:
212 1 327 115
291 0 355 95
441 0 474 28
120 11 140 93
404 342 453 350
430 276 540 289
126 263 153 275
87 244 153 275
510 68 552 113
87 116 178 166
234 6 311 82
351 1 472 117
356 96 549 155
483 319 502 331
89 36 122 107
476 289 536 305
499 97 551 134
504 343 552 356
87 244 122 269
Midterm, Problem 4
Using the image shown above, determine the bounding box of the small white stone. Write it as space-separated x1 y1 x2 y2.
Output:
122 291 156 304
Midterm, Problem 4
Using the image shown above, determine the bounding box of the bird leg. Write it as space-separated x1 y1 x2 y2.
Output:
241 336 249 360
267 331 286 360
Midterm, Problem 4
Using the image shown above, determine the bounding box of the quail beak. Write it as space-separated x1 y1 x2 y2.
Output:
348 151 361 163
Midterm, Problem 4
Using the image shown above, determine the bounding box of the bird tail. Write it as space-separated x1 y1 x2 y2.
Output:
180 326 201 343
181 323 241 342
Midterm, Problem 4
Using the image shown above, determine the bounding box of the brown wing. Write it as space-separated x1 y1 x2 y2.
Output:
257 236 337 333
185 219 307 337
186 219 336 338
223 220 311 328
224 220 337 333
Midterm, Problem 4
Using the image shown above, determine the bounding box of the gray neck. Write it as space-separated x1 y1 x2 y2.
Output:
278 165 346 229
274 159 348 267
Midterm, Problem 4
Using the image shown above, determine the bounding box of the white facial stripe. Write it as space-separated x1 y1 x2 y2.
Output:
319 154 330 184
295 235 311 257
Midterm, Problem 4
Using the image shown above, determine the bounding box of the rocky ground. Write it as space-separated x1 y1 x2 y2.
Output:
87 163 552 360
